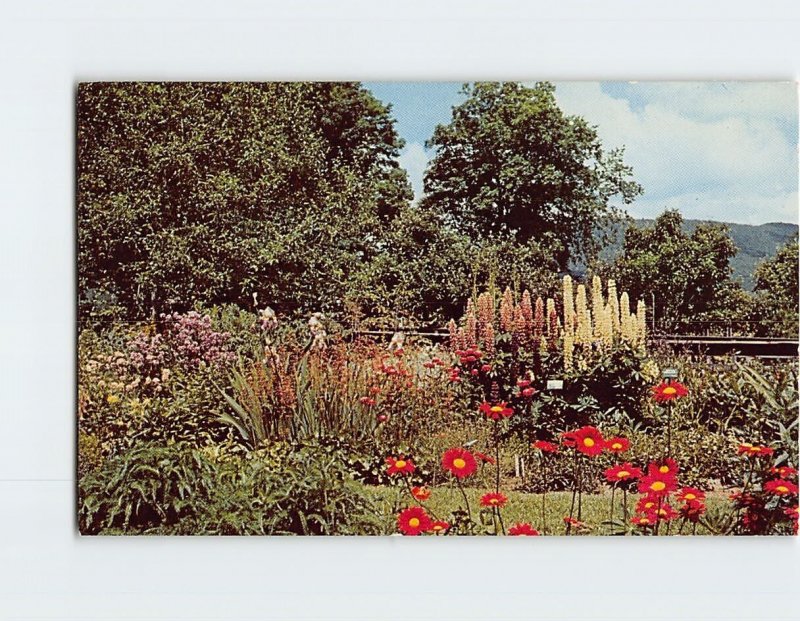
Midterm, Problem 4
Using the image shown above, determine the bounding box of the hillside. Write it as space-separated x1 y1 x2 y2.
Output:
599 219 798 290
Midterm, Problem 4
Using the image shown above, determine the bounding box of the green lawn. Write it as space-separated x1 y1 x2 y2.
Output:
363 484 730 536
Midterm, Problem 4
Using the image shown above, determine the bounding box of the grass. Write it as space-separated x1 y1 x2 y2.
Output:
363 484 730 536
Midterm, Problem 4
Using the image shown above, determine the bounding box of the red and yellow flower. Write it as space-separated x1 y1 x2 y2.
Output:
649 503 679 522
410 486 431 502
479 401 514 420
532 440 559 453
397 506 432 535
676 487 706 504
636 495 659 514
647 458 680 478
651 381 688 402
604 463 643 484
474 451 496 465
736 443 775 457
386 456 416 476
604 437 630 453
508 523 540 536
480 492 508 508
430 520 450 534
638 470 678 496
441 447 478 478
764 479 798 496
632 515 654 527
562 426 604 457
771 466 798 479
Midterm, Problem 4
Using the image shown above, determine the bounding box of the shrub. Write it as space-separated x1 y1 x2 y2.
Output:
78 441 385 535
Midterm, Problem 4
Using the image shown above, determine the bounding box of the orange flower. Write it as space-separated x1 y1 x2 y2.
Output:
397 506 432 535
441 447 477 478
411 486 431 502
508 523 540 536
480 492 508 508
385 456 416 476
651 381 688 402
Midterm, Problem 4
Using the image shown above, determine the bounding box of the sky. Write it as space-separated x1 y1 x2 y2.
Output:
365 81 799 225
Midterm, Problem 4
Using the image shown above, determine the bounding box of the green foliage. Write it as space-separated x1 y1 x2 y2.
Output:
612 209 747 333
79 441 385 535
422 81 642 270
79 442 220 534
77 82 412 321
750 238 799 337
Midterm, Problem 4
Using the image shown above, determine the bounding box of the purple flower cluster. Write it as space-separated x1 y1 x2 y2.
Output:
162 311 235 367
128 311 235 374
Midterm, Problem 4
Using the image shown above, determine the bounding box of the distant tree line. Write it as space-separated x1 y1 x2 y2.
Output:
77 81 797 337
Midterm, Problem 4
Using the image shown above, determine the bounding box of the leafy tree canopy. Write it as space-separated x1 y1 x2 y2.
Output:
751 238 799 337
421 82 642 270
78 82 412 321
612 209 748 333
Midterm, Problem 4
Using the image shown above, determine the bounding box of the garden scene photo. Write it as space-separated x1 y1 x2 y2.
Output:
77 81 799 536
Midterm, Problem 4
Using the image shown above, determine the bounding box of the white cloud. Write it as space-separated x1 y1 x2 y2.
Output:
398 142 431 201
554 81 799 224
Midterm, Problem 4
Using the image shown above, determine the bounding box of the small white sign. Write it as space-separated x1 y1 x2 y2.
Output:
546 379 564 390
663 368 678 379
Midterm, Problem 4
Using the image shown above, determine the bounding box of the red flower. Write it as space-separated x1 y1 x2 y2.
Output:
369 385 381 395
479 401 514 420
563 516 589 530
649 503 679 522
377 414 388 423
636 495 660 514
430 520 450 534
508 523 540 536
638 471 677 496
604 437 630 453
651 381 688 402
764 479 798 496
737 443 774 457
771 465 798 479
397 506 432 535
423 361 436 369
480 364 492 373
680 500 706 522
632 515 654 527
784 506 798 535
676 487 706 504
532 440 559 454
442 447 477 478
604 463 643 484
359 396 376 406
480 492 508 508
474 451 496 465
410 486 431 501
647 458 680 478
521 387 537 398
563 426 604 456
386 456 416 476
517 378 531 388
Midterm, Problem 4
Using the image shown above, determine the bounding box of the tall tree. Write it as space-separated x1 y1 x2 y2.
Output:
750 239 799 337
612 210 747 333
421 82 642 270
77 82 412 321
